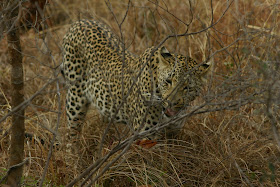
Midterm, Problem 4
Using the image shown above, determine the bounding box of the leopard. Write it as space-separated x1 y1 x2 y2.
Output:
61 19 210 146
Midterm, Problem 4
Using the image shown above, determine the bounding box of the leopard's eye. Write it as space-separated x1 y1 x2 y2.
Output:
166 79 172 84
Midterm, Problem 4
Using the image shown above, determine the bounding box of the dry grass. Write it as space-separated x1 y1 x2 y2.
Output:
1 0 280 186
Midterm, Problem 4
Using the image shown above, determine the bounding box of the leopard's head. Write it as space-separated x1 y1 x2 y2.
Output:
155 46 211 116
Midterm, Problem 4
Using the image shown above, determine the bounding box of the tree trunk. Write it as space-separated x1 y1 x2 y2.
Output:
6 1 25 186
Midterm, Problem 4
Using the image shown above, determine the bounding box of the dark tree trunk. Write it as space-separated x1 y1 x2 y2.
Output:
6 1 25 186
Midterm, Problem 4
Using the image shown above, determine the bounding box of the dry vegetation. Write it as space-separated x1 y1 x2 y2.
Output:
1 0 280 186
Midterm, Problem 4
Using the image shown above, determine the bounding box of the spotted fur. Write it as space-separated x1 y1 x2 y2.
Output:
62 19 210 140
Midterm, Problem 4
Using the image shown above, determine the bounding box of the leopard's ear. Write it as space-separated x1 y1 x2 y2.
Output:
199 60 212 83
160 46 172 58
157 46 171 69
200 60 211 75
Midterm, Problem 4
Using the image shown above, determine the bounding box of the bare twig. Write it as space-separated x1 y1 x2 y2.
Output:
0 78 58 124
0 159 29 184
39 79 62 186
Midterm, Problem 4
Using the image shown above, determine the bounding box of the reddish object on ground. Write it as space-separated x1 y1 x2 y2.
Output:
136 139 157 149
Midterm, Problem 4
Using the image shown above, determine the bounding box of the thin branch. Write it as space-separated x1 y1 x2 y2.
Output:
0 159 29 184
0 78 58 124
38 79 62 186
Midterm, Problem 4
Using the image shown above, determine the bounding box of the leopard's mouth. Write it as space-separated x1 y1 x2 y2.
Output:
164 107 179 117
163 100 185 117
